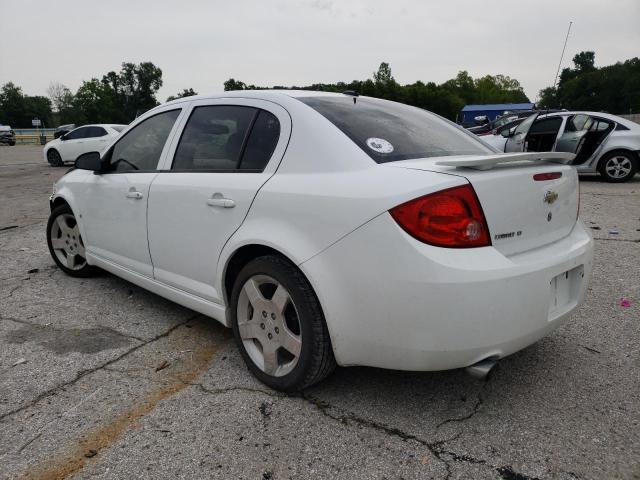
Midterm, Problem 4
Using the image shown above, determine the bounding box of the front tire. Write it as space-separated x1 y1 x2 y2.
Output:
230 255 336 392
598 151 637 182
47 204 97 277
47 149 64 167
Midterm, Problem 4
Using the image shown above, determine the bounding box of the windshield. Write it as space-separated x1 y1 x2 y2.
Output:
298 96 492 163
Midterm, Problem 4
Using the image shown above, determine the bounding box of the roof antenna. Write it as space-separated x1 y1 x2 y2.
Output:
548 21 572 111
343 90 359 104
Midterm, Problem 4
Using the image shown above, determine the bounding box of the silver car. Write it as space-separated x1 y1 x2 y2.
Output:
485 111 640 182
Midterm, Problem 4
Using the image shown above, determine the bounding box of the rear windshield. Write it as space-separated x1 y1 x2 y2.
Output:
298 96 491 163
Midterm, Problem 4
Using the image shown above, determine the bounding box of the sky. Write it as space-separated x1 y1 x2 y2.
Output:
1 0 639 104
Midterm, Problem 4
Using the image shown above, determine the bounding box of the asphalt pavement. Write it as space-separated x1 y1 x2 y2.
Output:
1 145 638 479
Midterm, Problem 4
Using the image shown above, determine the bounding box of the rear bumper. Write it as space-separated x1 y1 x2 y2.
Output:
301 214 593 371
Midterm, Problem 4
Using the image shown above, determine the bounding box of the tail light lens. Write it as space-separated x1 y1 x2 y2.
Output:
389 184 491 248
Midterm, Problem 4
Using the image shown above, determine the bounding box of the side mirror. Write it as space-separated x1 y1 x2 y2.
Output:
60 134 67 141
75 152 103 172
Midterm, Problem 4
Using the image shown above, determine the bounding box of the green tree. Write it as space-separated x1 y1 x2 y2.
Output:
539 52 640 112
0 82 52 127
224 78 248 91
166 88 198 102
72 79 116 124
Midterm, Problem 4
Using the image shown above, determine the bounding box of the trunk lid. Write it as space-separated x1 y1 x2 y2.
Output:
385 153 579 256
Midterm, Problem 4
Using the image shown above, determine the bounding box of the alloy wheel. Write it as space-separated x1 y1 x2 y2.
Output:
236 274 302 377
605 156 633 179
50 213 87 270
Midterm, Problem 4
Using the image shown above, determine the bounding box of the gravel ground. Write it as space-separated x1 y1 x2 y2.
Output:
1 145 638 480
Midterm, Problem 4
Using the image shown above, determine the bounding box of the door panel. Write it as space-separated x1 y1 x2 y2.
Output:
81 173 157 276
147 172 270 300
60 127 90 161
78 109 183 276
556 114 592 154
504 113 538 153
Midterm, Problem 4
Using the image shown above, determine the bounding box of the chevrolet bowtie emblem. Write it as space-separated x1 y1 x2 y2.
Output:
544 190 558 205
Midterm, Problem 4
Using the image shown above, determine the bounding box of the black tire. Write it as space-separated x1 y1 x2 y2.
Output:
230 255 336 392
9 141 15 146
47 149 64 167
47 204 98 277
598 150 637 183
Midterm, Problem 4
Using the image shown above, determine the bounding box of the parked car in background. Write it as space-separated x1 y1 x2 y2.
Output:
54 124 76 139
482 111 640 182
0 125 16 146
468 110 563 136
44 124 126 166
47 91 593 391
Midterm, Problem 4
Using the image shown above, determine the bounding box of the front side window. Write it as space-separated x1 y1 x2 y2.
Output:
108 109 180 172
173 105 267 171
299 96 491 163
529 117 563 134
65 127 90 140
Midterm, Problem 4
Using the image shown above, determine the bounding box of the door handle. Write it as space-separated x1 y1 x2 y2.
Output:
206 195 235 208
126 190 143 200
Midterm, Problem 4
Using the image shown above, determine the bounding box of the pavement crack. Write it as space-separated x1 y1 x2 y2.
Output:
593 237 639 243
436 382 488 429
192 382 285 399
301 392 540 480
0 315 199 423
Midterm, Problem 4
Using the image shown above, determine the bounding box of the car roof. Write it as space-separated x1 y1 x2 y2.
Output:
163 90 345 107
71 124 127 129
539 111 638 128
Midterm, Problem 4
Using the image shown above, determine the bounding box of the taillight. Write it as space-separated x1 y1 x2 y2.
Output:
389 184 491 248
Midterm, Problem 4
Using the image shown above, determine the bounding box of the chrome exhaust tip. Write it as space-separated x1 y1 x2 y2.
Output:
465 357 498 380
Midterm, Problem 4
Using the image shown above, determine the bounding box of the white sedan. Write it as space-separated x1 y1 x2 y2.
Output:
47 91 593 391
44 124 126 166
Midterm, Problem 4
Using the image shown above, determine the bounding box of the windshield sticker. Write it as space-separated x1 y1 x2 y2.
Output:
366 137 394 154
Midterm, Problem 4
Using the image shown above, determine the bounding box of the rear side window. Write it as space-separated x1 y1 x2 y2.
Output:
239 110 280 170
109 109 180 172
172 106 280 171
565 114 592 132
298 96 491 163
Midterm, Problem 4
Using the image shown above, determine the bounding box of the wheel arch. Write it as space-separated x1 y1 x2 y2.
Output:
597 148 639 170
222 244 301 308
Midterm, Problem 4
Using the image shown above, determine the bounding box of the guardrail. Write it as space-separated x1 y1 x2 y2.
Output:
618 113 640 125
13 128 56 144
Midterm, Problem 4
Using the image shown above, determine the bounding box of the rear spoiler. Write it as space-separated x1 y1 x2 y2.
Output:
435 152 575 170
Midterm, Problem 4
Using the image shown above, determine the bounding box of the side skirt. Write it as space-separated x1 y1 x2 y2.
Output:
87 253 230 327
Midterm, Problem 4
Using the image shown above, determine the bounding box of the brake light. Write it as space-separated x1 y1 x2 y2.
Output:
533 172 562 181
389 184 491 248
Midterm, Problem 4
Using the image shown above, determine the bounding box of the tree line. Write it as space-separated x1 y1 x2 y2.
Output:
225 62 530 121
0 53 637 128
538 52 640 113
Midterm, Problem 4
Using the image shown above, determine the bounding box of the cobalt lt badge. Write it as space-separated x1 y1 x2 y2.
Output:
544 190 558 205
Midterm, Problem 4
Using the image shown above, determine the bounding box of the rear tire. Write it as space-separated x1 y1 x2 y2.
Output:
47 149 64 167
598 151 637 183
47 204 98 277
230 255 336 392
